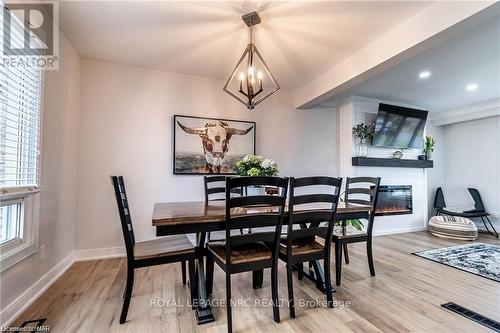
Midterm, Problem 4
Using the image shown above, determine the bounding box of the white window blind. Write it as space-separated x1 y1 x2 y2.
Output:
0 4 43 189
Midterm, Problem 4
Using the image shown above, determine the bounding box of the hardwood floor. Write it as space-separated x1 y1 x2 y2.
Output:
10 231 500 332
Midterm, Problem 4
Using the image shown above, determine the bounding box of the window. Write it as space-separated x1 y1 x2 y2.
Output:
0 2 43 270
0 200 23 245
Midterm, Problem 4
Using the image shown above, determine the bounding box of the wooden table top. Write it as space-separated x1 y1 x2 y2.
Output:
152 201 373 227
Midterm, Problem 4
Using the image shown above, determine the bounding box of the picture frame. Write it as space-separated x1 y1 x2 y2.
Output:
173 115 256 175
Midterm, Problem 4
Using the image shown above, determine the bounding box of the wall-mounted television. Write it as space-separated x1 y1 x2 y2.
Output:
372 103 428 149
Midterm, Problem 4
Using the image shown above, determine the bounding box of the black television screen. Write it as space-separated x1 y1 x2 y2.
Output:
372 104 428 149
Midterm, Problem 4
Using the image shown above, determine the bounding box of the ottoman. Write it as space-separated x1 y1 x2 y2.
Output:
428 216 478 240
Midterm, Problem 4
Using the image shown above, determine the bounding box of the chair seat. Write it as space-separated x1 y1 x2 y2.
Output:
438 208 488 218
207 241 272 264
331 226 367 239
134 235 195 260
279 238 324 256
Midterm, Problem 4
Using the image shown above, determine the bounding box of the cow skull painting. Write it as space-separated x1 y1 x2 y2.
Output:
174 116 255 174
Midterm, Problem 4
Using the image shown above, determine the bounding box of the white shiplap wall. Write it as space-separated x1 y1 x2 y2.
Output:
338 96 429 235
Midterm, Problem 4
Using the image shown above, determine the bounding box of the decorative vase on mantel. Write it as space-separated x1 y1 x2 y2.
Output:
356 137 369 157
352 122 375 157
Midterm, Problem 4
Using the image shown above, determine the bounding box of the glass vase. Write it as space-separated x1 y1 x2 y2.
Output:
356 137 369 157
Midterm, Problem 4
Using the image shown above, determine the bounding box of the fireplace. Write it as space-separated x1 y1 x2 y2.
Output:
375 185 413 216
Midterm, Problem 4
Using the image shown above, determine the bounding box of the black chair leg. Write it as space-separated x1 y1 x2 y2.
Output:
335 242 342 286
323 256 333 308
286 263 295 318
343 244 350 264
226 273 232 333
206 256 214 296
484 216 499 238
120 264 134 324
367 238 375 276
297 262 304 280
252 270 259 289
181 261 187 285
252 269 263 289
188 259 196 310
271 265 280 323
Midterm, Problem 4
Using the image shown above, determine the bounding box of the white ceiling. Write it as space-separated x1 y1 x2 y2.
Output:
321 14 500 112
59 1 432 91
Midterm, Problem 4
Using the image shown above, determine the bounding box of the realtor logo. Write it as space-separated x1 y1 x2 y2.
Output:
2 1 59 69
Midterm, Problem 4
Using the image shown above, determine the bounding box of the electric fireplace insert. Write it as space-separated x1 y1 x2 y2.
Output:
375 185 413 216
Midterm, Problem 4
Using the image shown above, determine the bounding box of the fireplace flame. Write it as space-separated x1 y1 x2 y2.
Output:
376 206 412 214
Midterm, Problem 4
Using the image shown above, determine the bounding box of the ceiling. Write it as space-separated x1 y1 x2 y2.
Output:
321 13 500 112
59 1 432 91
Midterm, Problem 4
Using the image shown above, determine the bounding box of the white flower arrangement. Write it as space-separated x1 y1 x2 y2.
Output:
235 155 279 176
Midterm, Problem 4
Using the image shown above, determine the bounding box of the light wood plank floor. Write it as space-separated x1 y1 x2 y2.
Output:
10 231 500 332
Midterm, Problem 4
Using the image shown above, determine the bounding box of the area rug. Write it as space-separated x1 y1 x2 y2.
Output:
413 243 500 282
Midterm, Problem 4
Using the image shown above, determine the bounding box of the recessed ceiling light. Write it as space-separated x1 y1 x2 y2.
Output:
466 83 478 91
419 71 431 79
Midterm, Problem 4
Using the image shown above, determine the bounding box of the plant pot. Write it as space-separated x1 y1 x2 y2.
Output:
425 152 432 160
246 186 266 196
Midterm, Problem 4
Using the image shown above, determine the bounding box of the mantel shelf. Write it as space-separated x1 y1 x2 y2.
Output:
352 157 433 168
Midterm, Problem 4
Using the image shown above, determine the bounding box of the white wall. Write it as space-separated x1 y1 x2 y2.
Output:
439 116 500 222
76 59 337 251
1 33 80 314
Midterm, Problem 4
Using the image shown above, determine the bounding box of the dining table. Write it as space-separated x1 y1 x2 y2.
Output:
153 200 373 325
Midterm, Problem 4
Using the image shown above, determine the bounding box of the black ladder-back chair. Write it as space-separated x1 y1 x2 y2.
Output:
204 176 244 241
206 176 288 333
333 176 380 286
111 176 196 323
279 176 342 318
434 187 446 213
204 175 243 202
434 187 498 238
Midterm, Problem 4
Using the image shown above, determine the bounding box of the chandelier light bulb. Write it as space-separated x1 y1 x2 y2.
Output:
239 72 245 81
248 66 254 76
257 71 263 80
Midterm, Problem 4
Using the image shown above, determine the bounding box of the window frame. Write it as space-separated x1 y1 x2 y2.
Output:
0 190 40 271
1 197 24 249
0 4 45 270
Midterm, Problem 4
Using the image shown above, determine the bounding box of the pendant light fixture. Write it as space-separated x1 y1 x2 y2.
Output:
223 12 279 110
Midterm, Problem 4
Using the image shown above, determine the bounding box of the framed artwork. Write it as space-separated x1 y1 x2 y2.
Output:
173 115 256 175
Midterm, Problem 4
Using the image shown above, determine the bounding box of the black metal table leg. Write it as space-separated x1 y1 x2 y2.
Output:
294 260 334 293
194 232 215 324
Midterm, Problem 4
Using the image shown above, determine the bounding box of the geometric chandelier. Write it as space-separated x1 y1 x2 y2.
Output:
223 12 280 110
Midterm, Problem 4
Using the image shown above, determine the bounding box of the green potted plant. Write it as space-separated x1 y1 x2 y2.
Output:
352 123 375 157
235 155 278 195
423 135 436 160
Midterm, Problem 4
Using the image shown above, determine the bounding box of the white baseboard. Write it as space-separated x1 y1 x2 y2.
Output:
75 246 125 262
373 226 427 236
0 252 75 327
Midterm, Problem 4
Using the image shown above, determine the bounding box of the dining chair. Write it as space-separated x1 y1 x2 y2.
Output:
331 176 380 286
111 176 196 324
204 175 244 242
206 176 288 333
279 176 342 318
